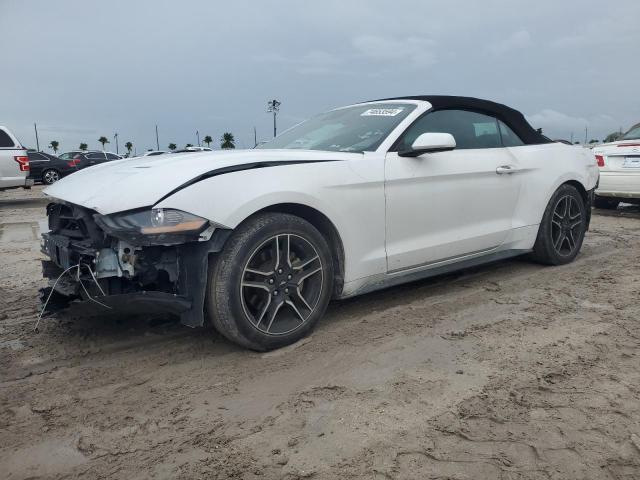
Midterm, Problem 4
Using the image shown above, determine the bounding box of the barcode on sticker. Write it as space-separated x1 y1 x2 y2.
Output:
361 108 404 117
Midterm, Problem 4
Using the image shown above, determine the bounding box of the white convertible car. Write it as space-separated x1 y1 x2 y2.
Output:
41 96 599 350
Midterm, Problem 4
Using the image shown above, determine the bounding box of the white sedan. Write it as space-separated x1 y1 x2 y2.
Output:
41 96 599 350
593 123 640 209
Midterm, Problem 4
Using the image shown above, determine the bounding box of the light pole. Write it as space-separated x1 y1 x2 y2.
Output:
267 99 281 137
114 132 119 155
155 125 160 151
196 130 200 146
34 123 40 151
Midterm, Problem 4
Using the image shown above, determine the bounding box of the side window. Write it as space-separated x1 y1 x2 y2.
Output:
87 153 103 160
499 120 525 147
106 153 120 159
0 129 16 148
396 109 502 150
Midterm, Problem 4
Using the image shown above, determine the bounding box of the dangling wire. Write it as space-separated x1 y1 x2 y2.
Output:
34 262 112 333
34 264 80 332
76 263 112 309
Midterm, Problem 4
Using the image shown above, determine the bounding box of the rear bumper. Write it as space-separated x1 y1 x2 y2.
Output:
596 172 640 198
0 176 30 190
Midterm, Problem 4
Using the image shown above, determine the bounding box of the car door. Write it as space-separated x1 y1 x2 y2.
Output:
384 109 522 272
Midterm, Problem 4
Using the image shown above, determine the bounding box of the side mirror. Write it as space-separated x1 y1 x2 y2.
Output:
399 132 456 157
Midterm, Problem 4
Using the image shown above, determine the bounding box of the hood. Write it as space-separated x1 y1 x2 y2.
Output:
593 139 640 156
43 149 356 214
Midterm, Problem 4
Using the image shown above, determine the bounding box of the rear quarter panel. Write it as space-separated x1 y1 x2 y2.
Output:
509 143 598 228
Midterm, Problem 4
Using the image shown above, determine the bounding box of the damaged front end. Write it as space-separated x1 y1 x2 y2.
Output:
40 202 230 326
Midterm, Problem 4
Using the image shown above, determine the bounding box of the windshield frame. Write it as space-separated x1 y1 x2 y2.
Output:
257 100 429 154
622 126 640 141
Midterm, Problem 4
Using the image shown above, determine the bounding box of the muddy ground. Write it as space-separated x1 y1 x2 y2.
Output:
1 186 640 479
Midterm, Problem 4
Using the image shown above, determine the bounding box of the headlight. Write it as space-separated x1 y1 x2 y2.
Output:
95 208 209 245
144 208 207 234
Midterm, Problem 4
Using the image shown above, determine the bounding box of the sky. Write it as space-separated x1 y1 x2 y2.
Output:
1 0 638 154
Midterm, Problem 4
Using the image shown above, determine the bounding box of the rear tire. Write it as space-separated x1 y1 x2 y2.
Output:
206 212 334 351
531 184 587 265
42 169 60 185
593 196 619 210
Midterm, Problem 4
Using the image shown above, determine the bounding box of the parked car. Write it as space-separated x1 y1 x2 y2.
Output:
172 146 212 153
26 151 78 185
59 150 103 163
0 125 32 190
593 123 640 208
70 151 123 170
58 151 88 161
42 96 599 351
142 150 166 157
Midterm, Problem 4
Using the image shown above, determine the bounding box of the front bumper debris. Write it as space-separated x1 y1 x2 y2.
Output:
40 201 231 327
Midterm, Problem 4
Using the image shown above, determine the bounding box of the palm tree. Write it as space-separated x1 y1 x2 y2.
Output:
185 143 193 148
203 135 213 148
168 143 177 151
98 136 109 150
79 143 88 151
125 141 133 155
49 140 60 153
220 132 235 149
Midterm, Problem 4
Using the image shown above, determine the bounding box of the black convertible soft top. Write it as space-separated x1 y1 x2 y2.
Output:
375 95 551 145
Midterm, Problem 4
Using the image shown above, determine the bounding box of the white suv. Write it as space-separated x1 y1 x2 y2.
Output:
0 126 32 190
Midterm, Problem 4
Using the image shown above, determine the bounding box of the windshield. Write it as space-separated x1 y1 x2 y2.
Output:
257 103 417 153
622 126 640 140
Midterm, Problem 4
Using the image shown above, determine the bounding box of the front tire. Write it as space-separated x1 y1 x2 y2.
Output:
42 169 60 185
593 196 619 210
206 213 334 351
531 184 587 265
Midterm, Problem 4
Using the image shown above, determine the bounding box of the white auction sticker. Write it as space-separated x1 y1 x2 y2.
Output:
361 108 404 117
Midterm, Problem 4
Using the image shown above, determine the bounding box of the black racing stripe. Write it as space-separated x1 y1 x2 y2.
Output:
154 159 340 205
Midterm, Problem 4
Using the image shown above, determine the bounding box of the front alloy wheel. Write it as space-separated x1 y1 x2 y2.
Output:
207 213 334 351
241 234 324 335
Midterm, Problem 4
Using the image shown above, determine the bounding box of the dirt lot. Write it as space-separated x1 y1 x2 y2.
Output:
1 186 640 480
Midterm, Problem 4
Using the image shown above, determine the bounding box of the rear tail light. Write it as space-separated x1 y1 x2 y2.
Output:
595 155 605 167
14 155 30 172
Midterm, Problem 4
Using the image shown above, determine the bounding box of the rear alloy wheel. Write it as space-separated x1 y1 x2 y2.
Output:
42 169 60 185
207 213 334 351
593 196 619 210
531 184 586 265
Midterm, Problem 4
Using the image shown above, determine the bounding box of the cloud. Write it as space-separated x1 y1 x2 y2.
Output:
37 125 99 135
526 109 618 139
296 51 342 75
487 30 532 55
352 35 437 69
255 50 342 75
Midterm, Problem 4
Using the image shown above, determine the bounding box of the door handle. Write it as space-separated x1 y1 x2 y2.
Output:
496 165 519 174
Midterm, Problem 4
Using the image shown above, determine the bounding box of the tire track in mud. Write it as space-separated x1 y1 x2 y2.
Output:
2 207 640 479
